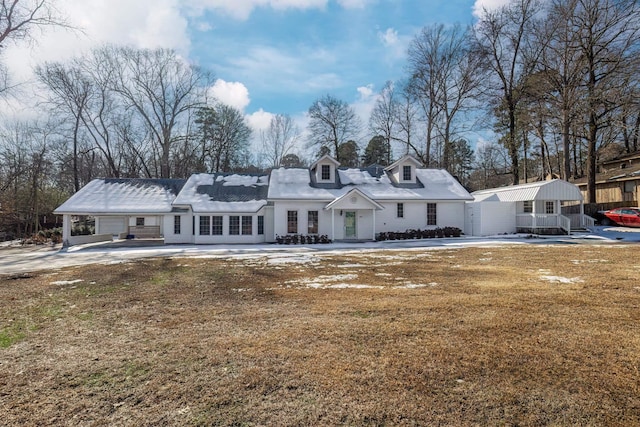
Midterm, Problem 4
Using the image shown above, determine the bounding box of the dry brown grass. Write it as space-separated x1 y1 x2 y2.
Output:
1 244 640 426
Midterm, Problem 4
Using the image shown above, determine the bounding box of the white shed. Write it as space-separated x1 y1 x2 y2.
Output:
467 179 593 236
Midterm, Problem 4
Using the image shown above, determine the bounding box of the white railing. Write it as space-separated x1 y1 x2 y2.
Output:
516 214 572 234
566 213 595 229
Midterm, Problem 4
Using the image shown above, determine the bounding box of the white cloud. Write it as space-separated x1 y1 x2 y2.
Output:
209 79 251 111
376 27 410 62
0 0 191 119
378 28 399 46
357 84 374 100
352 84 378 136
472 0 511 17
246 108 274 132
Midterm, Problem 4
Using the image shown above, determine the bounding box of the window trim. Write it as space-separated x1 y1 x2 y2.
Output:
173 215 181 235
257 215 264 235
321 164 331 180
523 201 533 213
545 201 555 214
199 216 210 235
308 210 319 234
229 215 240 235
287 210 298 234
427 203 437 226
136 217 145 227
241 215 252 235
212 215 223 235
397 203 404 218
402 165 412 181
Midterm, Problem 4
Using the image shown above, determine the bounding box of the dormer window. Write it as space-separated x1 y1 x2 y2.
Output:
321 164 331 180
403 165 412 181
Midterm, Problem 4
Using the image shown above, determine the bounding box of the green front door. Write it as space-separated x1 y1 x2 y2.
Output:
345 211 357 238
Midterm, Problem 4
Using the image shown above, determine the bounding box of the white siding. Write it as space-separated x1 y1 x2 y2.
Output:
164 214 193 244
437 202 466 230
373 201 466 233
468 201 516 236
273 201 332 237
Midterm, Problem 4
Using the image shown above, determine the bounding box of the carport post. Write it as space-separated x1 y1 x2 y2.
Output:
62 214 71 246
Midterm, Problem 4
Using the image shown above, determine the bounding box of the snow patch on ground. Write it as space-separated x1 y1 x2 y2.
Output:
306 283 383 289
540 275 584 284
51 279 83 285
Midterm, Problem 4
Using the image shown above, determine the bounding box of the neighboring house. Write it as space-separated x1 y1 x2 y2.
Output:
572 151 640 205
54 155 473 246
468 179 592 236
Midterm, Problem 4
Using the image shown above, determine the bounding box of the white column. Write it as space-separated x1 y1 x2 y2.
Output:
331 209 335 241
532 201 537 229
62 214 71 246
372 209 376 240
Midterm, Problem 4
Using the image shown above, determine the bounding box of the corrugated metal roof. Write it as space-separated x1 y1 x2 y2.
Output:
472 179 583 202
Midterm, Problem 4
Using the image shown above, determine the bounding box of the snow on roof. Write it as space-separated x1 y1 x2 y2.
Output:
338 169 379 185
173 173 268 213
215 174 269 187
472 179 583 202
54 178 185 215
269 167 472 201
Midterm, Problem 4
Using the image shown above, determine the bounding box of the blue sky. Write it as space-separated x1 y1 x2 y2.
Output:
6 0 500 153
189 0 478 117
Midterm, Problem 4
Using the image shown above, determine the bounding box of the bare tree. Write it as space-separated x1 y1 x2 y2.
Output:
369 81 396 164
103 46 213 178
0 0 71 95
473 0 543 185
261 113 300 169
567 0 640 202
307 94 361 162
408 24 483 171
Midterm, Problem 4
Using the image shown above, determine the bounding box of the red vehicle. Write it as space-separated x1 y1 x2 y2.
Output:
601 207 640 227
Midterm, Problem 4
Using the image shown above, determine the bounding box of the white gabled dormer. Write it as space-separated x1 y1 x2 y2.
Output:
310 154 340 184
384 155 423 184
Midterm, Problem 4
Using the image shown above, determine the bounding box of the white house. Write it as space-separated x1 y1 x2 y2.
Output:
54 155 474 246
467 179 593 236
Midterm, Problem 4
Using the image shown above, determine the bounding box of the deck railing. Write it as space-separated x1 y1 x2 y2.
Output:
516 214 572 234
127 225 161 238
566 213 595 229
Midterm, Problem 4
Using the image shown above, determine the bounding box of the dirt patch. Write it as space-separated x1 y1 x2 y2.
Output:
1 246 639 425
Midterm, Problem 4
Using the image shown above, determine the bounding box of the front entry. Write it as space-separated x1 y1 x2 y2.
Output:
345 211 357 238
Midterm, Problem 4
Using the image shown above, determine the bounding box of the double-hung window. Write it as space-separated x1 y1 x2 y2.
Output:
242 216 252 235
403 165 412 181
397 203 404 218
427 203 437 226
257 216 264 235
308 211 318 234
321 164 331 180
287 211 298 234
174 216 181 234
199 216 210 235
229 216 240 235
212 216 223 235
